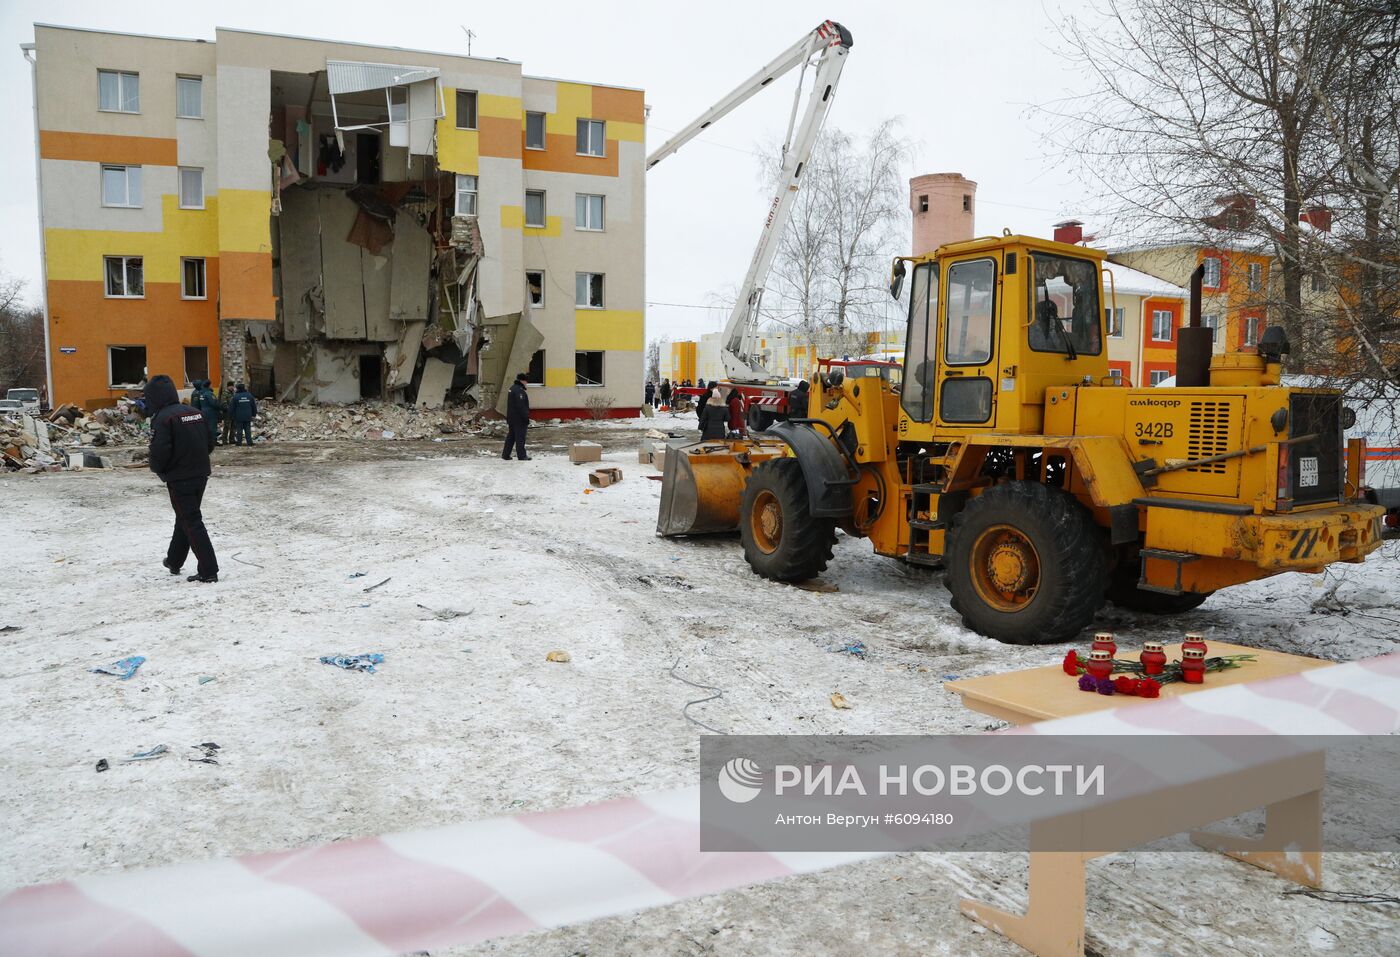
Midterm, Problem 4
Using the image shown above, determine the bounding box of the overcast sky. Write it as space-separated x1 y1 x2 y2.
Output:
0 0 1093 343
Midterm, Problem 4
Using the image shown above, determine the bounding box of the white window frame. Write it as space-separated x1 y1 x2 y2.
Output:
101 165 142 208
104 255 144 299
1247 262 1262 292
524 189 547 228
1109 368 1123 384
575 350 605 387
525 269 545 308
1151 309 1173 342
98 70 140 113
108 345 148 388
1104 306 1124 338
1202 256 1221 289
455 174 478 217
178 167 204 209
576 118 606 157
1149 369 1170 386
455 90 478 130
1310 270 1327 293
525 111 546 150
1244 315 1262 347
1201 313 1219 343
575 193 605 231
575 272 604 309
176 75 202 119
181 257 207 300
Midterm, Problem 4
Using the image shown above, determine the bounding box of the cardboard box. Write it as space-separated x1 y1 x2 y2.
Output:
638 448 654 464
652 446 667 473
589 466 623 488
569 442 603 464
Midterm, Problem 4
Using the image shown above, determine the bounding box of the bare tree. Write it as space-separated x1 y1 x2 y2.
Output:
644 337 664 385
0 269 45 398
1041 0 1398 379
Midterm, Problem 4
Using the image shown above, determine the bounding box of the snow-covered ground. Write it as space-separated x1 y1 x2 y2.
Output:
3 421 1398 956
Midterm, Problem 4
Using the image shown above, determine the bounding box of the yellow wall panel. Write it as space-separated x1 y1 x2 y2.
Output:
479 93 523 118
609 121 645 143
545 82 593 134
46 194 220 282
544 367 575 388
576 309 643 351
499 205 561 237
217 189 272 254
436 88 481 174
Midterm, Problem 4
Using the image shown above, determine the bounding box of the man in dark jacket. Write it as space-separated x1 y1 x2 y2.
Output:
659 379 672 408
145 375 218 583
193 380 220 445
502 372 531 460
230 383 257 446
644 380 656 407
218 381 236 445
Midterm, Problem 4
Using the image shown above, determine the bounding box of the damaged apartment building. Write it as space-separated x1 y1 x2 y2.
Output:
28 24 646 416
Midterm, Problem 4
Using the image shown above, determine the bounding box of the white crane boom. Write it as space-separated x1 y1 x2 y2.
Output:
646 20 852 383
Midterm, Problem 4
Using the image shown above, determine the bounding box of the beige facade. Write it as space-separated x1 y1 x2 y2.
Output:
30 23 645 414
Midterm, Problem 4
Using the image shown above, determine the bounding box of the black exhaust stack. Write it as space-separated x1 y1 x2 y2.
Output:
1175 264 1211 387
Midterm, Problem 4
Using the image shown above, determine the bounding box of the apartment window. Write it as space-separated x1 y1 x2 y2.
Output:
1202 314 1219 343
101 165 142 208
109 345 147 387
576 350 604 386
1149 369 1170 386
1247 262 1262 292
181 258 206 299
1151 309 1173 342
456 90 478 130
525 349 545 386
1104 306 1124 338
1109 368 1123 385
179 168 204 209
575 193 605 231
577 118 605 156
575 272 604 309
183 346 209 386
524 189 546 228
525 111 546 150
176 76 202 118
1202 256 1221 288
98 70 139 113
1244 315 1262 347
1311 270 1327 293
104 256 144 298
525 270 545 307
455 174 478 216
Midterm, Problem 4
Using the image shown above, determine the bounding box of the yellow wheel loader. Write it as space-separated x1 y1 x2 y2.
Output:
658 234 1384 645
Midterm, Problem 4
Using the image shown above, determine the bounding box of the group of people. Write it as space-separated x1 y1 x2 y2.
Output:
644 378 673 408
696 384 748 440
185 380 258 448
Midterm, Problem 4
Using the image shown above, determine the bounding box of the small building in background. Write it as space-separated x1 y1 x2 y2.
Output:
910 172 976 256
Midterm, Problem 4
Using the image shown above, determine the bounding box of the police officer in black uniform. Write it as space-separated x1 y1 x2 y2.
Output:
502 372 531 461
145 375 219 583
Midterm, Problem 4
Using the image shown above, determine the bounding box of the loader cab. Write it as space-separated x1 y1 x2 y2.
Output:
893 237 1108 439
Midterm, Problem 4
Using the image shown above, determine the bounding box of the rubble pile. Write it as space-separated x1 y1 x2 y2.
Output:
254 401 504 442
2 403 146 473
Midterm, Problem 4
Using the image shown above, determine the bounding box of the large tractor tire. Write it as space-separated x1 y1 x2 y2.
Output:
739 458 836 582
1106 563 1212 614
945 481 1108 645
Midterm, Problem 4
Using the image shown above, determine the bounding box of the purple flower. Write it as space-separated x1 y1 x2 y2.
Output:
1096 677 1116 695
1077 674 1096 692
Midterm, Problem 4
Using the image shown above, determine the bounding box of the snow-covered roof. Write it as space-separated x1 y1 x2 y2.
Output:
1100 261 1187 299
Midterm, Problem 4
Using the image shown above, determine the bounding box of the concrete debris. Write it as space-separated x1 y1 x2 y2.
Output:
255 400 501 442
2 406 143 473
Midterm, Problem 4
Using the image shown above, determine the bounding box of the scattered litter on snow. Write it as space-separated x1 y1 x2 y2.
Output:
348 572 367 579
198 676 216 685
416 604 474 621
189 743 221 765
834 641 867 658
545 650 572 663
319 653 385 673
121 745 168 763
362 577 392 592
94 759 108 773
796 579 839 594
90 656 145 680
830 692 851 709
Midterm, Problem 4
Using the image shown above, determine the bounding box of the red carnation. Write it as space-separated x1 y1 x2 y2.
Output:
1062 650 1081 676
1113 675 1137 695
1136 679 1162 698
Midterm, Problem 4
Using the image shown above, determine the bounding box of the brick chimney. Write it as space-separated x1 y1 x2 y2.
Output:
1052 219 1084 245
910 172 976 255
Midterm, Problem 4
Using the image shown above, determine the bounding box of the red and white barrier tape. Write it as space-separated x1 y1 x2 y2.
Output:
3 653 1396 957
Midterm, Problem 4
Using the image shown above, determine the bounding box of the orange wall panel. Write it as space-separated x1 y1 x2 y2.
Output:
218 252 276 320
47 267 221 408
479 116 522 159
40 130 179 167
590 87 645 123
522 132 619 177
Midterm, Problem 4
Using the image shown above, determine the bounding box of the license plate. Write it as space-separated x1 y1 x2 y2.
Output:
1299 456 1319 487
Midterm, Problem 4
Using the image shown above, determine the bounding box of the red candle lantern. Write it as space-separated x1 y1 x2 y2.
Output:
1086 649 1114 681
1181 647 1206 683
1092 631 1117 658
1183 631 1208 658
1140 641 1167 676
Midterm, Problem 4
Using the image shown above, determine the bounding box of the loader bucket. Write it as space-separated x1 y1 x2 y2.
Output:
656 439 785 537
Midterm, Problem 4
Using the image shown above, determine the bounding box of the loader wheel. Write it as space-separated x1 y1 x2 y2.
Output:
740 458 836 582
1106 564 1212 614
945 481 1107 645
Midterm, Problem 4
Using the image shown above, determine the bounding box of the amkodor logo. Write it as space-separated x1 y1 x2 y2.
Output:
717 757 764 803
